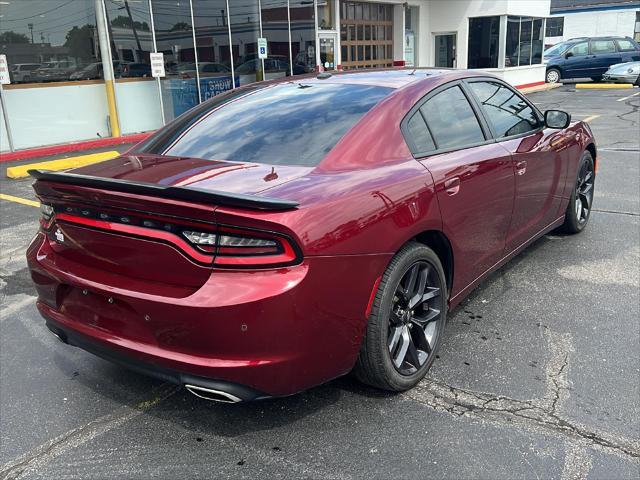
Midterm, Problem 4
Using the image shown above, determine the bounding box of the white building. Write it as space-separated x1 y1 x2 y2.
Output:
1 0 551 153
545 0 640 45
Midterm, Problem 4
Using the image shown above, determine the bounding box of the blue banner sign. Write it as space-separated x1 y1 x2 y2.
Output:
169 75 238 117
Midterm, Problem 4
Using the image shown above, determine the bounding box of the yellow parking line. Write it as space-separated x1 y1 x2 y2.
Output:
576 83 633 89
0 193 39 208
617 91 640 102
6 150 120 179
582 115 601 123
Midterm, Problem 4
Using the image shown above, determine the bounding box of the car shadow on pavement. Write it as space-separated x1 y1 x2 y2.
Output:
57 229 598 440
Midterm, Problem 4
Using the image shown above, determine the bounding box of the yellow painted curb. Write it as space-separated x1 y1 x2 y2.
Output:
6 150 120 179
575 83 633 89
0 193 40 207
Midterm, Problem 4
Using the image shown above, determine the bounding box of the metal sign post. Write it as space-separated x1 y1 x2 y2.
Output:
0 54 15 152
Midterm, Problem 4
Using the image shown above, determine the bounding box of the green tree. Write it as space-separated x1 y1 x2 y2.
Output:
110 15 150 31
64 25 96 60
0 31 30 44
169 22 191 32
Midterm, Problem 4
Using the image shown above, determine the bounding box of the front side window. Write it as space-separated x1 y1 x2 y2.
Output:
420 86 485 150
468 81 539 138
590 40 616 54
139 83 391 167
568 42 589 56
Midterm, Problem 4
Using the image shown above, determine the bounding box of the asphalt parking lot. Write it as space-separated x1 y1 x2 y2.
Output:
1 85 639 479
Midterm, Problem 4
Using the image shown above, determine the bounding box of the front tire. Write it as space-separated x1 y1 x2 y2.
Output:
353 243 447 391
546 68 561 84
559 151 595 234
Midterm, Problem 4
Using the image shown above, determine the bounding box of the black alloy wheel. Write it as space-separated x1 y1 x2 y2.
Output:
574 159 594 226
559 150 595 234
388 261 442 375
354 243 447 391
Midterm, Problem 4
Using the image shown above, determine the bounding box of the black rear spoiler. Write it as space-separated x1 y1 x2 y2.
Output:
28 170 299 211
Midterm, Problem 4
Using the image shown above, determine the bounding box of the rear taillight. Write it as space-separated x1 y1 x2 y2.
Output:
181 226 299 268
40 203 54 229
43 203 301 269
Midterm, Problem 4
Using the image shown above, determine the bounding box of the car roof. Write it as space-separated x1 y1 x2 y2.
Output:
565 36 633 43
294 68 458 89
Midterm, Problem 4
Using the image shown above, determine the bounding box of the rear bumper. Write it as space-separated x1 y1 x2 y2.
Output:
602 73 639 84
44 317 269 401
27 232 391 397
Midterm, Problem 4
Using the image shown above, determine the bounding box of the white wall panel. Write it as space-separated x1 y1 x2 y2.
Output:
3 83 109 150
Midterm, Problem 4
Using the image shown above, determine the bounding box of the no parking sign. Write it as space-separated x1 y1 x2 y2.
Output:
258 38 268 59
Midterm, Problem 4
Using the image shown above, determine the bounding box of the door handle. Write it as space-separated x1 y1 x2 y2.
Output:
444 177 460 195
516 160 527 176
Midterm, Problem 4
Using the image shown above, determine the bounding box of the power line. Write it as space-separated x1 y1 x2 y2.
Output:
1 0 77 22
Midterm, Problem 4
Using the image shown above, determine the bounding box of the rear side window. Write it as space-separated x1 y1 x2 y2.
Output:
406 113 436 154
468 81 539 138
140 83 391 166
616 39 637 51
419 86 485 150
590 40 616 54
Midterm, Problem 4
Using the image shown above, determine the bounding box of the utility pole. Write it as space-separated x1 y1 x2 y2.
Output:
124 0 143 57
95 0 121 137
28 23 34 43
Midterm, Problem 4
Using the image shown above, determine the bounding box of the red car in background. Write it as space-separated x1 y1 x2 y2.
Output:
26 69 596 402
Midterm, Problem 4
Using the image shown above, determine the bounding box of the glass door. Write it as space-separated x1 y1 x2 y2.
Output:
319 33 337 71
435 34 457 68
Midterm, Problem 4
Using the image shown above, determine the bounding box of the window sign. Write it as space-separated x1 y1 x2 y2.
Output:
405 32 415 67
258 38 268 60
0 55 10 85
150 53 166 78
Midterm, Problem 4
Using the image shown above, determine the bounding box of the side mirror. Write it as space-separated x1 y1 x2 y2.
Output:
565 51 573 58
545 110 571 129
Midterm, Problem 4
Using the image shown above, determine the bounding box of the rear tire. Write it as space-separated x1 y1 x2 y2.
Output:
558 151 595 234
546 68 561 84
353 242 447 392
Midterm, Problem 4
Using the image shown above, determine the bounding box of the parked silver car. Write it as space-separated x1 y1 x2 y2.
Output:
9 63 41 83
603 61 640 85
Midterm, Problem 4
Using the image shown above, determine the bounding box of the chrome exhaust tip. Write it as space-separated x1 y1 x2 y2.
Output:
185 384 243 403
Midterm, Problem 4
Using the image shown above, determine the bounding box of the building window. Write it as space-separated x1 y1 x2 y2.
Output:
340 1 393 70
229 2 262 86
290 1 317 76
505 16 544 67
1 0 101 85
467 16 500 69
317 1 334 30
546 17 564 37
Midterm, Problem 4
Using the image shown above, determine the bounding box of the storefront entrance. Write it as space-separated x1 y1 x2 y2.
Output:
434 33 457 68
339 1 394 70
319 34 338 71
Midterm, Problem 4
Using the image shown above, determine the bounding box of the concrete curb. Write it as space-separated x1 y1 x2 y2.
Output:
575 83 634 89
520 83 562 94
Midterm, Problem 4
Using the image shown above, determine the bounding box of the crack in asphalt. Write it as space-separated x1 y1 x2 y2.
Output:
407 378 639 460
405 331 639 462
0 384 180 480
592 209 640 217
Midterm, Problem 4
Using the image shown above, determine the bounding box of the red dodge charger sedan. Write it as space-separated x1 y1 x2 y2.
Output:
27 69 596 402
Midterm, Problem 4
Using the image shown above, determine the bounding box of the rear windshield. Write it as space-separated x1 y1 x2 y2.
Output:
138 83 392 167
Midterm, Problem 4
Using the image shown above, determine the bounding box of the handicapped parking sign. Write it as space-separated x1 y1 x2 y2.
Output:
258 38 268 60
